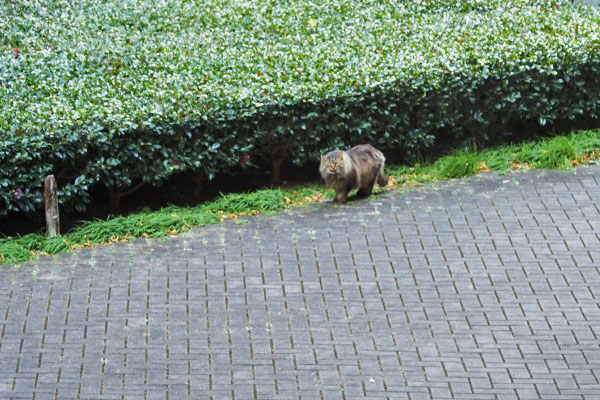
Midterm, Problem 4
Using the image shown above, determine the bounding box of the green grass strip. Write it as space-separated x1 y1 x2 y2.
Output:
2 128 600 266
0 186 332 265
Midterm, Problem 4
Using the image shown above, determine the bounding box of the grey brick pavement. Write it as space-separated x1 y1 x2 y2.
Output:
2 166 600 399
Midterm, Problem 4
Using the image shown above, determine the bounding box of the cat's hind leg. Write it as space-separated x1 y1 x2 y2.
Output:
356 177 376 198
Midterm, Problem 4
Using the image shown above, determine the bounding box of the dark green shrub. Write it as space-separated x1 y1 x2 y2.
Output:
1 0 600 215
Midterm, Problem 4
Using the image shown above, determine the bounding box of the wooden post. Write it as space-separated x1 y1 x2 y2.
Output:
44 175 60 237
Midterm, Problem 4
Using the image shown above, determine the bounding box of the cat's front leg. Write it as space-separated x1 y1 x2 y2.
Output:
334 189 348 204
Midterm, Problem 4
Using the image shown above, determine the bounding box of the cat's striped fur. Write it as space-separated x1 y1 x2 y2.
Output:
319 144 388 204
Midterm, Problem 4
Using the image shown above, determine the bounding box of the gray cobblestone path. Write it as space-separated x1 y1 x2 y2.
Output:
2 166 600 399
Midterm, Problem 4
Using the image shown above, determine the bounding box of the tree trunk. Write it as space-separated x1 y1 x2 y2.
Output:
192 174 203 200
106 182 145 213
44 175 60 237
271 157 283 183
107 187 122 213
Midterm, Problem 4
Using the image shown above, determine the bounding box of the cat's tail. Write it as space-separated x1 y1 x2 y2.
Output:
377 165 388 187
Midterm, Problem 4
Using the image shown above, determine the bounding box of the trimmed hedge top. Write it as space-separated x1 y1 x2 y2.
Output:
2 0 598 138
1 0 600 217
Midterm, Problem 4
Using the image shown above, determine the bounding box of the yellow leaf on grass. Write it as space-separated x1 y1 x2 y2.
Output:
478 161 491 172
510 160 535 170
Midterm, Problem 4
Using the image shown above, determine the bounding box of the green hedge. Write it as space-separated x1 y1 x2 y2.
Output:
1 0 600 215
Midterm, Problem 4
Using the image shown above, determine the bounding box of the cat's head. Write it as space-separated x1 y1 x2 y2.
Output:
320 150 345 175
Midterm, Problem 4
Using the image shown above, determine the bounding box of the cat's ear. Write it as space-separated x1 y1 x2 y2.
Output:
336 151 344 160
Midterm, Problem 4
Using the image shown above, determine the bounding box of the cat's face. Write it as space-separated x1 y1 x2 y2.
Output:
321 151 345 175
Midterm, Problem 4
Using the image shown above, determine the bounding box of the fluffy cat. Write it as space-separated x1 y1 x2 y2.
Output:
319 144 388 204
